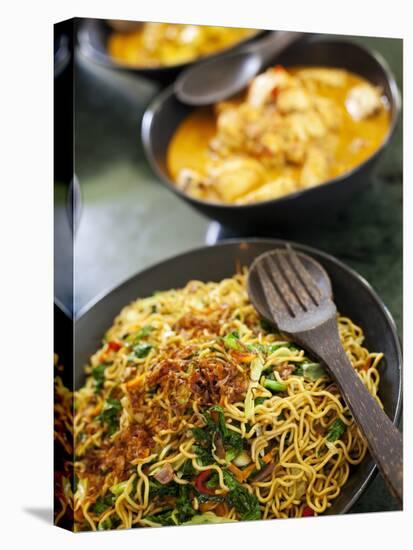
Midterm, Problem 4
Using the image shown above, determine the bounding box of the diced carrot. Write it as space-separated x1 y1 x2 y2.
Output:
215 503 228 517
199 501 217 513
231 351 256 363
125 375 144 390
239 463 257 482
227 463 243 482
262 450 274 463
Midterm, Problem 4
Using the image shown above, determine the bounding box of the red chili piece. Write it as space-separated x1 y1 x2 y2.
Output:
108 341 122 351
195 469 216 495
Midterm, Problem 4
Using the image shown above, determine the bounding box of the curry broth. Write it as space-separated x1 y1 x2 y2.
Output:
167 67 390 204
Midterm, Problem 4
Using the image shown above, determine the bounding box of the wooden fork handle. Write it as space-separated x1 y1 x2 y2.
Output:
295 320 403 507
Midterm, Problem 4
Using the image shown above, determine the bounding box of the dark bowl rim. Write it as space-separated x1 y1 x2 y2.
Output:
76 18 266 73
141 36 401 211
74 238 403 514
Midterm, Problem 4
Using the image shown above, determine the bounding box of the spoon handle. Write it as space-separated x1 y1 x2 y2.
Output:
247 30 306 69
295 317 403 506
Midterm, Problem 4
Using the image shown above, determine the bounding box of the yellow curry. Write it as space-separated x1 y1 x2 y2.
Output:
167 66 391 205
108 23 257 67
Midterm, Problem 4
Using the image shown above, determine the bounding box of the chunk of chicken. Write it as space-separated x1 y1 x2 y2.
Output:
314 96 342 130
346 83 383 120
284 140 306 165
176 168 219 201
297 68 347 88
288 110 327 142
216 107 245 149
276 88 312 114
236 177 297 204
210 157 265 201
247 66 297 108
300 147 330 188
259 132 285 159
176 167 203 191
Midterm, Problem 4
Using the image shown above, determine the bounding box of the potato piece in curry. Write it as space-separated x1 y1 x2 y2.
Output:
167 65 390 205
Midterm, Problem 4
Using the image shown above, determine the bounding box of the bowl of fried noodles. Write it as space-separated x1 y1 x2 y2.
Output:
56 240 401 531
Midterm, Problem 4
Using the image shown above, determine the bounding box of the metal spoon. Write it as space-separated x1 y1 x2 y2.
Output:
247 245 403 506
174 30 304 106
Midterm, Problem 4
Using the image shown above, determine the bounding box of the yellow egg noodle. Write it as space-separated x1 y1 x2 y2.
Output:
54 270 383 531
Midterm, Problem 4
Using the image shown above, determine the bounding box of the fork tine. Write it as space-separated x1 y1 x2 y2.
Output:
286 245 321 305
266 255 303 316
273 250 313 310
257 261 295 319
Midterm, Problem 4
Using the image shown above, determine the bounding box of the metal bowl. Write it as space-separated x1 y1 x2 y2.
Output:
142 36 401 231
74 239 402 516
76 18 265 84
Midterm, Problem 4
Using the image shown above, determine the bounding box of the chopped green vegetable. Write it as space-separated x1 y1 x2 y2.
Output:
92 364 106 393
147 485 195 525
110 481 128 496
223 471 261 521
223 331 243 351
205 471 219 489
149 479 179 498
145 509 176 526
244 358 265 419
180 460 196 478
131 342 153 359
295 362 326 380
262 378 286 393
326 419 346 442
138 325 154 337
98 398 122 435
254 396 268 406
244 390 255 422
98 519 111 530
91 493 115 515
247 342 300 357
183 512 236 525
268 342 301 354
247 343 267 354
192 406 243 465
192 444 214 466
175 485 196 522
250 357 264 382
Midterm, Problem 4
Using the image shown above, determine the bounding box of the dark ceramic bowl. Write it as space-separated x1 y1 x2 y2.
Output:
74 239 402 516
142 36 401 231
76 18 265 84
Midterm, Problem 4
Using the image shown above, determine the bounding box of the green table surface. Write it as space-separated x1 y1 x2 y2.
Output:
55 32 403 515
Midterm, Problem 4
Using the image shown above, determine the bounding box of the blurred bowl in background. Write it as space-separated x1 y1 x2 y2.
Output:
76 18 266 84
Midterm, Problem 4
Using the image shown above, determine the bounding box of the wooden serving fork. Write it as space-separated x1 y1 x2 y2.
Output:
247 245 403 506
